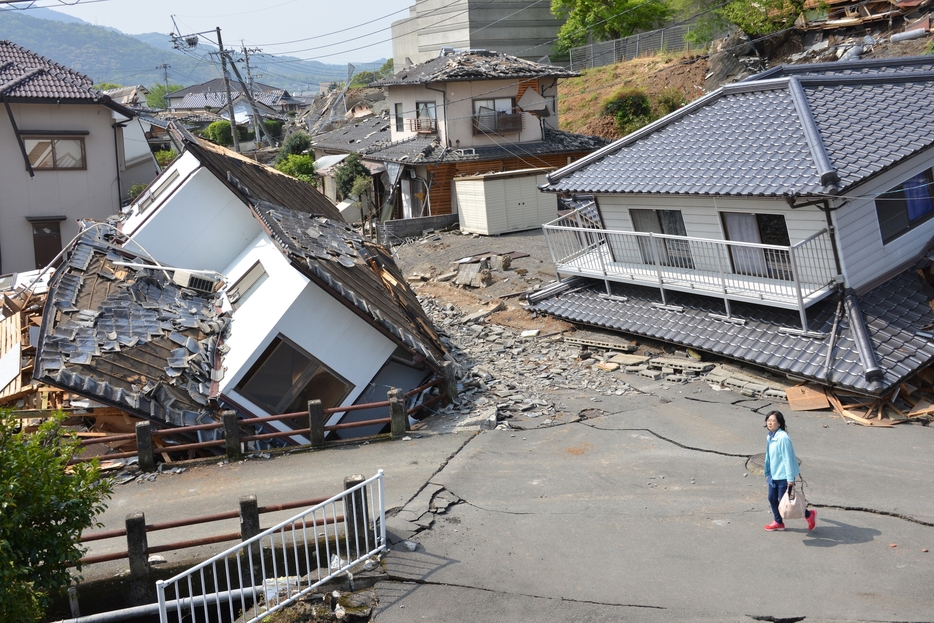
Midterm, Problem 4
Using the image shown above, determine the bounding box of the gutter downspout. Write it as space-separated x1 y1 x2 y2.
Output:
425 83 447 146
843 288 884 391
112 121 125 204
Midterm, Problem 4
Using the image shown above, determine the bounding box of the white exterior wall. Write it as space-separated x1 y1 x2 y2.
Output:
833 153 934 291
595 195 829 272
388 80 543 147
124 158 262 273
0 102 123 274
120 118 159 199
218 232 398 420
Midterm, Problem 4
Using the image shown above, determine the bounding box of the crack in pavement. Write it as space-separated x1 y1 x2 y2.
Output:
377 577 666 610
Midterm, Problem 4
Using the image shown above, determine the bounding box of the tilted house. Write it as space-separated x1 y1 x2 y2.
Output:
35 125 448 441
531 56 934 395
311 50 606 224
0 40 157 274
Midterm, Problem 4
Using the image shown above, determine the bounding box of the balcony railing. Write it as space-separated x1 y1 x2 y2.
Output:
406 117 437 133
542 207 839 329
472 111 523 135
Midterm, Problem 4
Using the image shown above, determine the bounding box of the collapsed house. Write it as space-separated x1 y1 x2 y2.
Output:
530 56 934 397
33 124 448 442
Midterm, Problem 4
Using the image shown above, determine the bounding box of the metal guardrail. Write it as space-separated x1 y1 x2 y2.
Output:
568 21 726 71
69 370 455 469
542 207 837 328
157 470 387 623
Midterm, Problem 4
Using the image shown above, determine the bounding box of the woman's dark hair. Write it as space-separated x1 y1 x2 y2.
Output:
765 410 787 431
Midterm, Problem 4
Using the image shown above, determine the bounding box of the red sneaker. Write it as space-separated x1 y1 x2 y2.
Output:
764 521 786 532
807 509 817 531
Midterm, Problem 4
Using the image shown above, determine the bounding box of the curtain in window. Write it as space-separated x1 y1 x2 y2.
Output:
723 212 768 278
903 171 933 222
630 209 666 265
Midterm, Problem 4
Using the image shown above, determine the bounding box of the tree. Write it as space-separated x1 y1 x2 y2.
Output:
274 132 312 165
350 70 384 87
145 82 184 109
379 58 394 76
719 0 805 37
334 153 370 200
275 154 317 185
0 410 112 621
551 0 673 53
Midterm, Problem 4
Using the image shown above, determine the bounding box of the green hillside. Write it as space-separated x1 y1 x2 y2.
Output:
0 11 382 95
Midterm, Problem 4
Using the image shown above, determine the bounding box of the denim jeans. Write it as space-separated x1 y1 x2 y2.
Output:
767 479 811 524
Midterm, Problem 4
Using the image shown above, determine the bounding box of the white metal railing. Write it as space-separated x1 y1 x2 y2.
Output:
157 471 386 623
543 207 838 327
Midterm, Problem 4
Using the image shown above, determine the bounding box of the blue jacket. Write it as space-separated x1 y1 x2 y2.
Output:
764 429 799 484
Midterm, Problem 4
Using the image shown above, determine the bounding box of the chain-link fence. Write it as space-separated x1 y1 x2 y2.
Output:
569 21 722 71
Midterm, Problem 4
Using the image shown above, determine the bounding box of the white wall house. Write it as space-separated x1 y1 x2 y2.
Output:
532 56 934 396
0 41 145 275
114 126 447 437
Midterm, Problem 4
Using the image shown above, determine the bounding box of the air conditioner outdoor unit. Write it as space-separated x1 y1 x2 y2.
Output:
172 269 219 294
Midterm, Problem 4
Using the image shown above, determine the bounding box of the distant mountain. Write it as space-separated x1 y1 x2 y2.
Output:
1 6 87 25
0 10 384 96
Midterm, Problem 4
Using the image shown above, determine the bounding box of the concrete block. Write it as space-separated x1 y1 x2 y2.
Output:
639 369 663 380
609 354 650 365
763 388 789 401
626 364 648 373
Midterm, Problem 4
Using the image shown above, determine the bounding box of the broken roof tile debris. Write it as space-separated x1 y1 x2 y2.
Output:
370 49 578 86
34 230 229 427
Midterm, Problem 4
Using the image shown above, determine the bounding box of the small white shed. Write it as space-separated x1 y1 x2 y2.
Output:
454 167 557 235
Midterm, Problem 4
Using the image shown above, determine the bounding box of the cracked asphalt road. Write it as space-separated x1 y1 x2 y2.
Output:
374 380 934 623
85 376 933 622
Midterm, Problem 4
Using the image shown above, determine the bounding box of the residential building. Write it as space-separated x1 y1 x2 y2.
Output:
311 50 606 226
167 78 300 114
391 0 561 69
0 40 155 275
35 124 448 441
530 56 934 395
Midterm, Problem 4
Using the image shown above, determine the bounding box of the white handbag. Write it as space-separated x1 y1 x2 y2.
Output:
778 485 807 520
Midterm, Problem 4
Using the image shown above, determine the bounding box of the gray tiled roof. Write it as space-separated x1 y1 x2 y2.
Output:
0 40 106 103
361 128 608 164
311 115 392 153
370 50 577 86
528 267 934 395
35 231 229 427
167 78 280 99
253 203 447 370
546 56 934 198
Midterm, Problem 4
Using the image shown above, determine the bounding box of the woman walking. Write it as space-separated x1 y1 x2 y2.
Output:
763 410 816 532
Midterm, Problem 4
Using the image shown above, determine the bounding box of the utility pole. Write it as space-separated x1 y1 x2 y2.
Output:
215 27 240 153
241 42 265 146
225 53 270 148
155 63 170 108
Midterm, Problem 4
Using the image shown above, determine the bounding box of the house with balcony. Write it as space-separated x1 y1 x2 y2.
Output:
531 56 934 396
34 123 448 442
345 49 607 228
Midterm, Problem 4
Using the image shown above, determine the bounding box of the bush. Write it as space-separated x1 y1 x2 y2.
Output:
275 132 311 164
201 121 251 146
263 119 283 138
128 183 148 200
654 87 686 116
275 154 317 185
155 148 179 169
0 410 113 621
602 88 655 135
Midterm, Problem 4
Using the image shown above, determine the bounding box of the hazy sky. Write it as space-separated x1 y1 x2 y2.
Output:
45 0 412 65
